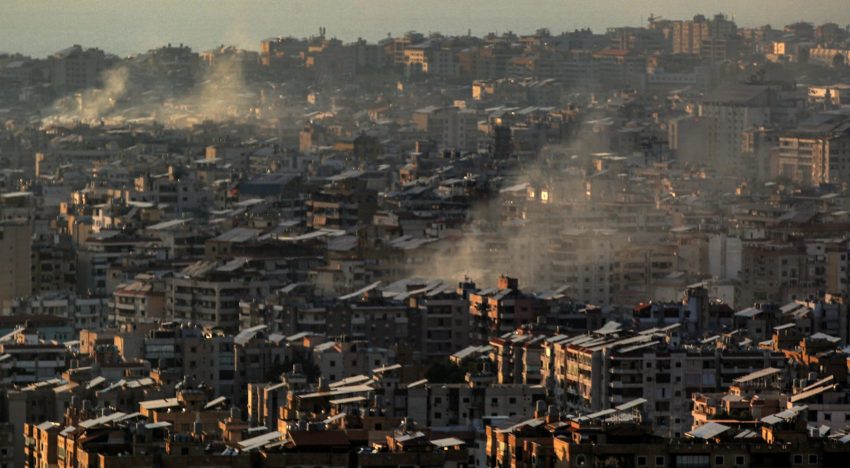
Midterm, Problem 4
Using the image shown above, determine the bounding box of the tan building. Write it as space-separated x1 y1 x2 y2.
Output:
111 275 166 327
0 192 34 308
412 106 481 152
772 119 850 187
671 14 737 55
23 421 60 468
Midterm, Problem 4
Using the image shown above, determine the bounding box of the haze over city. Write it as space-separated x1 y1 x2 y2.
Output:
6 2 850 467
3 0 850 55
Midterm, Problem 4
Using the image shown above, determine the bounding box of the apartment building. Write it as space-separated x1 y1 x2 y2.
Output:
48 45 112 94
699 85 773 172
469 276 543 344
75 231 148 297
110 274 166 328
0 336 68 385
0 193 33 307
773 116 850 186
4 295 108 331
312 339 393 384
166 260 282 332
412 106 481 152
412 285 471 359
541 327 785 438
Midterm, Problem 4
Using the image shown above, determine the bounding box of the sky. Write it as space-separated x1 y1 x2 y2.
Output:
2 0 849 57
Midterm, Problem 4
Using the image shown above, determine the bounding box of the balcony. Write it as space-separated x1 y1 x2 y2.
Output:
609 380 642 389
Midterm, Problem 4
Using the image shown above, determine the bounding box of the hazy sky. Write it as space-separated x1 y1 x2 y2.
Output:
3 0 849 57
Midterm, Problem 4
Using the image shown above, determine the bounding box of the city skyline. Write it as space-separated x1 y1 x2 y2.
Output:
3 0 850 56
5 3 850 467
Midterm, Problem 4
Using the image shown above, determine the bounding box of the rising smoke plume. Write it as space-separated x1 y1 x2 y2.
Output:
41 51 259 128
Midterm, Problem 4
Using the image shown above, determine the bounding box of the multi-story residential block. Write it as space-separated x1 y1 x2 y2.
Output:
166 260 282 332
4 295 108 331
0 336 68 385
469 276 544 344
412 106 481 152
540 325 786 438
772 116 850 186
48 45 112 94
312 339 393 384
700 85 773 173
75 231 149 297
110 274 166 328
0 192 34 308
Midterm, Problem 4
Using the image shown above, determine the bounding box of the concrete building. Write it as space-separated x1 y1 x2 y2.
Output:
49 45 112 94
166 260 282 333
542 327 786 438
4 295 108 331
0 192 34 308
412 106 481 152
699 85 773 173
469 276 543 344
0 335 68 385
0 220 32 308
772 116 850 187
110 275 166 328
671 14 737 55
312 339 393 384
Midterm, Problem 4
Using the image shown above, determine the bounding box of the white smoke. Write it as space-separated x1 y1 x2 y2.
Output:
40 51 259 129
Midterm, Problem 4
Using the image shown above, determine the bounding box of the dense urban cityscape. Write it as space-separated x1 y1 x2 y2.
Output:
4 8 850 467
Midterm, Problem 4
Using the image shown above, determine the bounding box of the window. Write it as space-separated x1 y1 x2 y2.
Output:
793 454 803 464
637 456 647 466
808 455 818 464
715 455 724 465
673 455 707 467
656 456 665 466
736 456 745 466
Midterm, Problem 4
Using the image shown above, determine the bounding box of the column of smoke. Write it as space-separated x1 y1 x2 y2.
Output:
43 66 130 124
414 117 604 292
190 55 252 123
41 54 256 128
